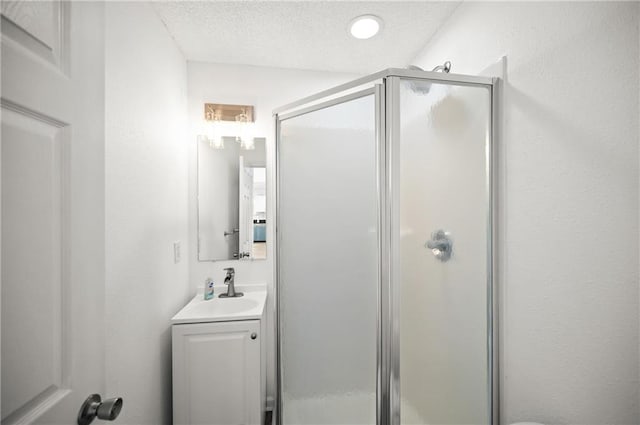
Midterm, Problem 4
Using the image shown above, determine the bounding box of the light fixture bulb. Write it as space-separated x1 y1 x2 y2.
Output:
235 109 255 150
209 137 224 149
206 120 224 149
349 15 382 39
241 137 255 150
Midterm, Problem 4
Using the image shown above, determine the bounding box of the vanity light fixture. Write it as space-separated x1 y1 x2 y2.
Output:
349 15 383 40
199 103 257 150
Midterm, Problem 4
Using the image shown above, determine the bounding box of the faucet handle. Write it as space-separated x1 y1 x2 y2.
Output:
223 267 235 276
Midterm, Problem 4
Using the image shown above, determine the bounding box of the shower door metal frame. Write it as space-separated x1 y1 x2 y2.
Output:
274 68 499 425
274 85 383 425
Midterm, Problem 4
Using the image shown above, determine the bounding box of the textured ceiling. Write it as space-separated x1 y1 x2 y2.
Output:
152 1 460 74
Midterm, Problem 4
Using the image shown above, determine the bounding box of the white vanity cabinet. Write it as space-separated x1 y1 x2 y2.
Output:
171 287 267 425
172 320 263 425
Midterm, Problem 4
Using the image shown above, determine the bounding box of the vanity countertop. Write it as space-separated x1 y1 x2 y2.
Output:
171 284 267 325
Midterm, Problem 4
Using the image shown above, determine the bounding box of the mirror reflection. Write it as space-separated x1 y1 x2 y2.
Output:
197 137 266 261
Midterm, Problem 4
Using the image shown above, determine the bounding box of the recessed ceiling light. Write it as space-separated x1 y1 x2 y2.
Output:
349 15 383 40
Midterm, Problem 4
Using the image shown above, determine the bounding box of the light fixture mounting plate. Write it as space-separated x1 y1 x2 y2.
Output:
204 103 254 122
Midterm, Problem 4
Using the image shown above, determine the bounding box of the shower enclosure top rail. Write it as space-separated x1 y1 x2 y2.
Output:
272 67 494 116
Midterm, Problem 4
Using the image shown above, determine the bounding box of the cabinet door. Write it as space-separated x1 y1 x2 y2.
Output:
173 320 261 425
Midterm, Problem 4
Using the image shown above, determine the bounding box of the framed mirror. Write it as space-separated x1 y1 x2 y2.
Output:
197 137 267 261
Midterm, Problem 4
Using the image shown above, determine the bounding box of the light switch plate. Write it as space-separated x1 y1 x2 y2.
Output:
173 241 181 263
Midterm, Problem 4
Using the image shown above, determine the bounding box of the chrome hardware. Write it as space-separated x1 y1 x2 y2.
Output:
432 61 452 73
407 61 452 73
232 251 250 259
77 394 123 425
220 267 243 298
425 230 453 262
251 332 257 340
224 228 239 237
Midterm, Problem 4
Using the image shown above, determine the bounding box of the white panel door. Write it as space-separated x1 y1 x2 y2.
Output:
172 320 261 425
238 156 254 259
1 1 106 424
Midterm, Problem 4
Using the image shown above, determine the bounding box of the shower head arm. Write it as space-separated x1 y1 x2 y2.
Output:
406 61 452 74
431 61 452 73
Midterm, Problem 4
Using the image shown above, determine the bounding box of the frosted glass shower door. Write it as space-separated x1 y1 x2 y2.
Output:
278 91 379 424
394 79 493 424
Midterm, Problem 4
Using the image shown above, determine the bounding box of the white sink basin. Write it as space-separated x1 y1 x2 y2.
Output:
187 297 258 316
171 285 267 324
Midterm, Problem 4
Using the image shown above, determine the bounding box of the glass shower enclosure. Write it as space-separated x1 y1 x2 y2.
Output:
275 68 498 425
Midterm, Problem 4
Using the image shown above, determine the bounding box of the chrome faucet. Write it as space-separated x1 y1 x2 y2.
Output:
220 267 243 298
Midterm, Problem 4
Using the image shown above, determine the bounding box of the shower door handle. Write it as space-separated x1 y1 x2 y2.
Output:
425 230 452 262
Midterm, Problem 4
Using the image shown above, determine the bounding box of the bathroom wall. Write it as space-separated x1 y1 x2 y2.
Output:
105 3 190 424
412 2 640 423
187 62 358 405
